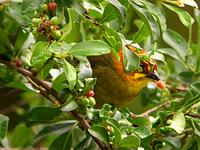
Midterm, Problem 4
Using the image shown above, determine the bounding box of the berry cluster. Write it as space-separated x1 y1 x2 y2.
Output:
31 2 62 42
79 90 96 107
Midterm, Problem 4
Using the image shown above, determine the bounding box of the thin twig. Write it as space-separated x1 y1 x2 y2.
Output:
133 101 171 117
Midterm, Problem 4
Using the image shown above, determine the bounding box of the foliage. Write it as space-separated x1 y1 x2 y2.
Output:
0 0 200 149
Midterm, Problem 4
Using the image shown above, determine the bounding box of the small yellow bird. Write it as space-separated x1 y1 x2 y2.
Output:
90 45 162 107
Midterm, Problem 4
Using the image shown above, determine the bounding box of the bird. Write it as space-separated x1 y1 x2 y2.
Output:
89 45 161 107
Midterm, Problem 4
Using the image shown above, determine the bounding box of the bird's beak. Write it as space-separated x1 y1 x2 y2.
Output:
146 71 160 81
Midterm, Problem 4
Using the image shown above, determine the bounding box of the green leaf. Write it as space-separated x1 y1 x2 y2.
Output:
62 59 77 90
49 131 72 150
170 111 186 134
132 23 150 43
163 3 193 28
102 0 126 29
82 78 97 94
194 9 200 72
6 3 27 27
0 114 9 142
9 124 33 147
101 4 118 23
163 29 188 61
60 8 81 43
130 2 160 42
119 135 140 148
106 119 121 144
191 119 200 136
26 107 63 125
30 41 51 67
21 0 45 25
61 96 78 112
161 136 181 150
130 117 152 129
52 72 68 92
71 127 87 148
142 1 167 32
157 48 183 63
88 125 109 145
35 121 75 140
120 34 140 73
68 40 110 57
133 126 152 139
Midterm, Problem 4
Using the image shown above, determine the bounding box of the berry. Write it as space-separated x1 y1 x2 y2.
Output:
40 4 48 12
156 80 166 89
15 59 23 67
85 90 95 97
50 16 60 25
48 2 57 11
32 18 41 26
81 97 90 106
88 97 96 106
52 30 61 39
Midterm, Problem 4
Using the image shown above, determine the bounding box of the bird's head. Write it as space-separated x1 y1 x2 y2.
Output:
113 46 160 83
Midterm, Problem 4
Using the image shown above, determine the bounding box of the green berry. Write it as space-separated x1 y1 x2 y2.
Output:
52 30 61 39
40 4 48 12
50 16 60 25
32 18 41 26
88 97 96 106
43 15 49 21
81 97 90 105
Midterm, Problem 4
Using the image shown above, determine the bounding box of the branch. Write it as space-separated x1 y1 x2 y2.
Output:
131 101 171 118
0 58 108 150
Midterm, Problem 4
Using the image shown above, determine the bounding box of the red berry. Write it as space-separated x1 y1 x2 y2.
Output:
85 90 95 97
156 80 166 89
15 59 23 67
48 2 57 11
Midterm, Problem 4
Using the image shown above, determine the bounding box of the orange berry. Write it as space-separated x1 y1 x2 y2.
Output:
156 80 166 89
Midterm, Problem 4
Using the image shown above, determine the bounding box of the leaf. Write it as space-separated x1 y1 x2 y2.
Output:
142 1 167 32
26 107 63 125
161 136 181 150
49 131 72 150
62 59 77 90
106 119 121 144
82 78 97 94
191 119 200 136
170 111 186 134
60 8 81 43
21 0 45 25
9 124 33 147
149 52 166 63
30 41 51 67
157 48 183 63
119 135 140 148
120 34 140 73
0 114 9 142
130 2 160 42
52 72 68 92
88 125 109 145
68 40 110 57
101 4 118 23
163 29 188 61
102 0 126 29
163 3 193 28
35 121 75 140
132 23 150 43
71 127 87 148
133 126 152 139
6 3 27 27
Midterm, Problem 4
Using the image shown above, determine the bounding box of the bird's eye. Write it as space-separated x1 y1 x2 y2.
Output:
140 61 149 73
